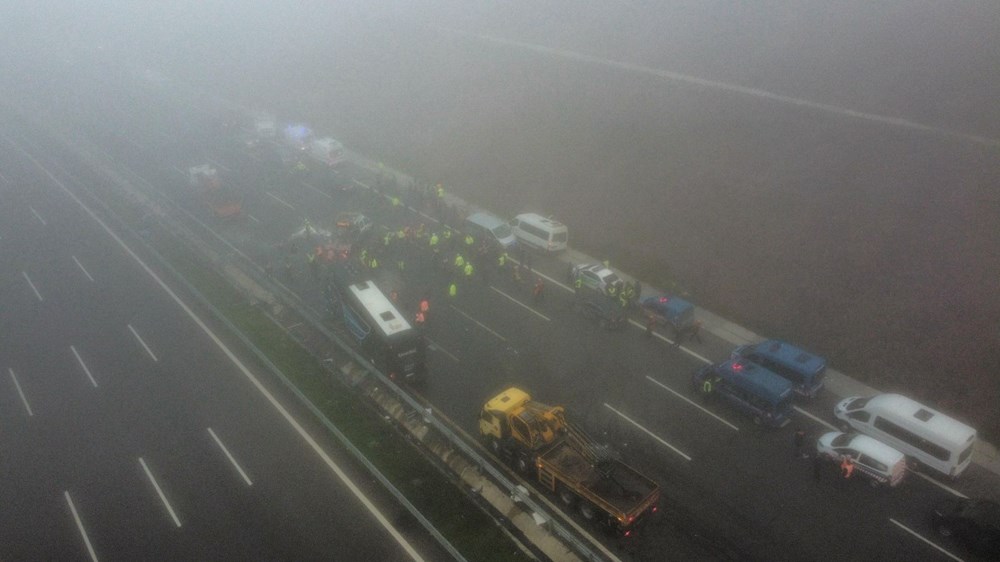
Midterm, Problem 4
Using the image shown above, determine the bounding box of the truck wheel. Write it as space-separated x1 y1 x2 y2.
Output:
579 501 598 521
558 486 577 507
516 455 533 474
488 437 501 455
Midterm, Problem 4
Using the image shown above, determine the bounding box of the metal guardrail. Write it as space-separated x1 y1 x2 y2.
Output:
19 109 606 562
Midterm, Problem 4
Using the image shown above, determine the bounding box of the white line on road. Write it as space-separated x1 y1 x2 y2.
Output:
266 191 295 210
646 376 739 431
17 141 426 561
303 182 334 201
0 170 9 183
206 157 231 173
913 472 968 499
172 165 186 177
889 518 964 562
22 271 43 301
604 403 692 461
139 457 182 527
246 213 261 224
449 305 507 341
793 405 837 431
29 206 47 226
626 317 714 364
445 28 1000 148
127 324 158 362
353 179 370 189
65 491 99 562
207 428 253 486
72 255 95 282
425 337 460 363
9 368 34 417
70 346 98 388
489 286 551 321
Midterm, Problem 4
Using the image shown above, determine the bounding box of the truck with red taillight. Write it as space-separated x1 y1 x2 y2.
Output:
479 388 660 535
188 164 242 218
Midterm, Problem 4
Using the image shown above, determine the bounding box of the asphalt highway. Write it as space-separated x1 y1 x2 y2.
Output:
0 114 451 560
5 58 999 561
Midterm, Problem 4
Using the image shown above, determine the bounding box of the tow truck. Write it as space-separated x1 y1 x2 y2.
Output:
479 388 660 535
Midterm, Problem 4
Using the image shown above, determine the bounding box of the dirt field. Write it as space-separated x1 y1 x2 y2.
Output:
187 15 1000 441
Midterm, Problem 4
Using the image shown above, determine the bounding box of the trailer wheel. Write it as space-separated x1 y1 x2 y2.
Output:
558 486 577 507
579 501 598 521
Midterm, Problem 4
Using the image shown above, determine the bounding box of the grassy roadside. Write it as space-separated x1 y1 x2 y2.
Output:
151 237 534 562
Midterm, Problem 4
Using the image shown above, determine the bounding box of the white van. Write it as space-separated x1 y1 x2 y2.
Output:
511 213 568 252
309 137 345 167
834 394 977 478
464 212 517 250
816 432 907 487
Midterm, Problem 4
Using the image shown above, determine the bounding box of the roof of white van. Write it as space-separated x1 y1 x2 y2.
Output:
515 213 565 228
869 393 976 445
847 433 906 465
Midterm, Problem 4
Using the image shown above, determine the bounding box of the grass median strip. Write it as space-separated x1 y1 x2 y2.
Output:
155 242 533 562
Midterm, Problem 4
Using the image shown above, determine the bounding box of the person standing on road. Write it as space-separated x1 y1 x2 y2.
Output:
840 456 855 482
532 277 545 303
448 281 457 299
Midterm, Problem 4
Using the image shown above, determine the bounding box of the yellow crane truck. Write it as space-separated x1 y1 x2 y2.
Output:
479 388 660 535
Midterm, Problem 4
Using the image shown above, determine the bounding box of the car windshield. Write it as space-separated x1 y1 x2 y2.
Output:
847 397 870 410
554 232 567 243
491 224 513 238
831 433 852 447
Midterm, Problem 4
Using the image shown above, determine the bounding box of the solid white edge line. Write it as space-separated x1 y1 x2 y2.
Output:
424 337 460 363
265 191 295 210
645 375 739 431
21 270 44 301
70 345 98 388
8 367 34 417
65 491 99 562
913 472 968 499
139 457 182 527
127 323 159 362
489 286 551 321
888 518 964 562
604 403 692 461
207 428 253 486
29 206 47 226
448 305 507 341
14 146 426 561
72 255 95 282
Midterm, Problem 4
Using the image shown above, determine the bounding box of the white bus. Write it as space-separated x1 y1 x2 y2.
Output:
329 265 426 382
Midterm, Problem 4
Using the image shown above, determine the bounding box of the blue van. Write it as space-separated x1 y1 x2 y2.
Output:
640 295 694 333
692 360 794 427
731 340 826 399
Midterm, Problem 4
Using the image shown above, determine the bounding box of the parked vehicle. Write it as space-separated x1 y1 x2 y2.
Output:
692 360 794 427
834 394 976 478
464 212 517 250
188 164 242 218
931 498 1000 558
640 295 694 333
574 294 626 330
510 213 568 252
732 340 826 399
815 432 907 487
479 388 660 535
309 137 345 167
570 263 623 295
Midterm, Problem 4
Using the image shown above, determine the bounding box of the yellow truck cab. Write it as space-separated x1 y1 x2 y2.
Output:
479 388 660 535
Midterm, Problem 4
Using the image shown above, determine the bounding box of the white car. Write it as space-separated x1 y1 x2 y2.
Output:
570 264 623 295
816 432 907 487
